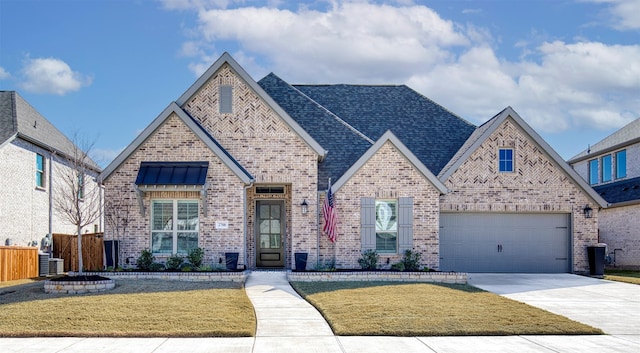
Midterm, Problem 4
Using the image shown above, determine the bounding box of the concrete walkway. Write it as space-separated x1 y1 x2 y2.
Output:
2 272 640 352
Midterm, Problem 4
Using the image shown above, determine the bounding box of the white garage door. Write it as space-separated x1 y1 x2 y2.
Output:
439 213 571 273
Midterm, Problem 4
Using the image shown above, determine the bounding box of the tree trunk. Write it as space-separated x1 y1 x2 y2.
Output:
77 225 83 275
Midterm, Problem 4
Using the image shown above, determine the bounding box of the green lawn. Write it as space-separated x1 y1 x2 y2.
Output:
291 281 603 336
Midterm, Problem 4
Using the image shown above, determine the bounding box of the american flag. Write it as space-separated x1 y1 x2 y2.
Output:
322 181 338 243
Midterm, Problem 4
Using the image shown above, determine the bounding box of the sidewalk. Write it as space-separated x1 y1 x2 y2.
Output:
2 272 640 352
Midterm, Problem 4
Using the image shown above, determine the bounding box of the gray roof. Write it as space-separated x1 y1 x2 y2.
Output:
258 74 476 190
0 91 101 171
569 118 640 163
593 176 640 206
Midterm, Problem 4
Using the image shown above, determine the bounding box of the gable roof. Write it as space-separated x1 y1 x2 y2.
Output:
332 130 448 194
176 52 327 160
0 91 101 171
99 102 253 183
439 106 608 208
258 75 476 190
568 118 640 163
593 176 640 207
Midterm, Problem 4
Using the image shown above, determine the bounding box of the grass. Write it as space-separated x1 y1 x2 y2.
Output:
291 281 603 336
0 278 255 337
605 269 640 285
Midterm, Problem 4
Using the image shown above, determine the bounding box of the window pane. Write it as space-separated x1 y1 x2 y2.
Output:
589 159 599 185
616 150 627 178
602 155 612 182
152 201 173 230
376 233 397 253
177 201 198 230
375 201 397 232
375 200 397 252
499 149 513 172
152 232 173 254
35 154 44 187
177 232 198 253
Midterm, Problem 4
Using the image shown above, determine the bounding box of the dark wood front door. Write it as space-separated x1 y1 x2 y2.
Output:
256 200 285 267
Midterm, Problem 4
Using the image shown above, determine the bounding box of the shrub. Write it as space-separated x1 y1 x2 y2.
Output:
165 254 184 270
197 264 214 272
180 264 193 272
401 249 422 271
314 259 337 272
136 249 155 271
390 262 405 271
150 262 165 272
358 249 379 270
186 247 205 268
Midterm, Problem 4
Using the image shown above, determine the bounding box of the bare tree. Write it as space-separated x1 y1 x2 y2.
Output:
104 185 134 269
52 134 102 275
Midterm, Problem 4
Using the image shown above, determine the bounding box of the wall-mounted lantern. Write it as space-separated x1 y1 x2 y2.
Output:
301 199 308 215
583 204 593 219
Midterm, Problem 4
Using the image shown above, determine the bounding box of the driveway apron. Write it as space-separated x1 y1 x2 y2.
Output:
468 273 640 335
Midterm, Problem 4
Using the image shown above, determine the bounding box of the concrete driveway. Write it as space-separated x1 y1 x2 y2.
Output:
468 273 640 335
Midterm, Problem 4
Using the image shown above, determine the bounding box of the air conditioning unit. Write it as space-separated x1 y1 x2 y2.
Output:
49 258 64 275
38 254 49 277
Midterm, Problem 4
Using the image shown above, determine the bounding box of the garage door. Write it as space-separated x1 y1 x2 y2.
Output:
439 213 571 273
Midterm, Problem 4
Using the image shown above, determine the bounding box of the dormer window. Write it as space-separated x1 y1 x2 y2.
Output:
498 148 513 172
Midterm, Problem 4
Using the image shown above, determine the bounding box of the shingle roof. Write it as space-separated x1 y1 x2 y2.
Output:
569 118 640 162
258 74 476 190
0 91 101 171
593 176 640 205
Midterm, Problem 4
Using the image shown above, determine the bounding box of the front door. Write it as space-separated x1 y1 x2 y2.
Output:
256 200 285 268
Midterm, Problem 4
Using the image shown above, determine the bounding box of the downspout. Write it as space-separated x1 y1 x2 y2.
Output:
243 181 254 270
316 190 321 269
48 151 55 257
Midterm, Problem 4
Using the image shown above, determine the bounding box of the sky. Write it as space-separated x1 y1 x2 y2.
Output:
1 0 639 168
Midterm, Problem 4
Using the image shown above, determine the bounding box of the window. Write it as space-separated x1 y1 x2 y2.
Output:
589 159 599 185
602 154 612 183
78 174 85 199
375 200 397 253
151 200 199 254
35 154 45 188
499 148 513 172
219 85 233 113
616 150 627 179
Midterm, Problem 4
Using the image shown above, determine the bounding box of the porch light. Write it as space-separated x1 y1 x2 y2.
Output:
301 199 308 215
583 204 593 219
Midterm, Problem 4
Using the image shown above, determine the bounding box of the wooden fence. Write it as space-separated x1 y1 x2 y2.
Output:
53 233 104 272
0 246 39 282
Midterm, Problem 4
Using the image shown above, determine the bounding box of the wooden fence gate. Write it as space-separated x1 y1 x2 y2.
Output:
0 246 38 282
52 233 104 272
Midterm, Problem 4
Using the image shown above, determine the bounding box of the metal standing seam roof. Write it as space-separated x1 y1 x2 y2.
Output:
135 161 209 185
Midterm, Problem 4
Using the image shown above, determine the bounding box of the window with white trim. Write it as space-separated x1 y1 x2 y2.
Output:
375 200 397 253
589 159 598 185
36 154 45 188
151 200 199 254
616 150 627 179
602 154 612 183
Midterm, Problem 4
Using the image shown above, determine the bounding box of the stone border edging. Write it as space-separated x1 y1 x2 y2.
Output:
70 271 248 282
44 278 115 294
288 271 468 284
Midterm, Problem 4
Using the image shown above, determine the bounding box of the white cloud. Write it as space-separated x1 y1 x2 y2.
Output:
165 1 640 134
582 0 640 30
20 57 92 95
0 67 9 80
92 147 125 168
189 2 469 81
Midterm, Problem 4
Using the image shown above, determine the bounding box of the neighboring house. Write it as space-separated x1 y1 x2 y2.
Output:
568 118 640 269
100 53 605 273
0 91 102 249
